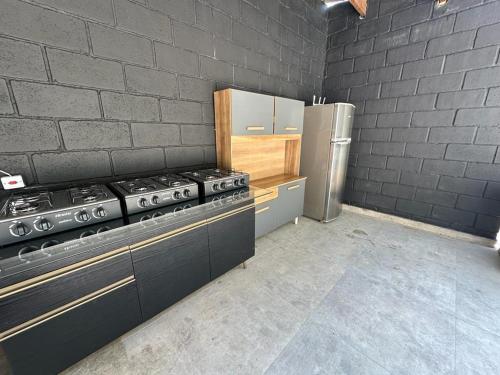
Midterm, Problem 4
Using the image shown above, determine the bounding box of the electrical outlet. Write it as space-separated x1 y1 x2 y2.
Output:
1 175 25 190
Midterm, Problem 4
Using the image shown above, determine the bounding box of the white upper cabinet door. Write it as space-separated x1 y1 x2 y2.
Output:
274 97 305 134
231 90 274 135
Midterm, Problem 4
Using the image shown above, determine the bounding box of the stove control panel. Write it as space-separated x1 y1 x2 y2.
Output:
120 185 199 215
204 175 249 196
0 201 122 246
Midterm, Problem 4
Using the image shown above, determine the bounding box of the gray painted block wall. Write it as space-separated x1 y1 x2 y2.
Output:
323 0 500 238
0 0 326 185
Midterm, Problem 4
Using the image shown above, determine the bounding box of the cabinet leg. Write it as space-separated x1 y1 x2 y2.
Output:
294 217 299 225
241 262 247 269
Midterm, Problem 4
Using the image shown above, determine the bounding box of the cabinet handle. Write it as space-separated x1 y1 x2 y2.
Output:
255 206 270 215
287 184 301 191
285 127 298 131
208 204 255 224
246 126 265 131
0 277 135 342
131 220 206 251
0 247 129 300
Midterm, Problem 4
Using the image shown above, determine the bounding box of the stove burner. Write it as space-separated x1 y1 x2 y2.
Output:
83 195 97 202
18 194 44 202
12 202 40 214
131 186 148 192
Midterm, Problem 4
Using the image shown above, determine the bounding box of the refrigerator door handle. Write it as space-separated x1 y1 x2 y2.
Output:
332 138 351 145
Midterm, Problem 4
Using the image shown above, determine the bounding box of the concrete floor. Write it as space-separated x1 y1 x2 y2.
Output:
64 212 500 375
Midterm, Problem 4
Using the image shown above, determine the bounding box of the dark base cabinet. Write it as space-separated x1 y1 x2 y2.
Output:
0 201 256 374
0 281 142 375
208 206 255 279
131 224 211 320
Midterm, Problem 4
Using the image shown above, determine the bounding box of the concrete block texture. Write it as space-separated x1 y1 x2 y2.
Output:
48 49 125 90
101 92 160 122
60 121 131 150
0 80 13 115
114 0 172 43
0 118 60 152
89 24 154 66
33 151 111 183
0 37 47 81
0 0 327 187
324 0 500 237
111 148 166 175
131 123 181 147
125 66 178 98
12 81 101 118
0 0 88 52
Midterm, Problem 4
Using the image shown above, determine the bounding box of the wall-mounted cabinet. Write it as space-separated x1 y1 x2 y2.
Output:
274 97 305 135
231 90 274 135
214 89 307 239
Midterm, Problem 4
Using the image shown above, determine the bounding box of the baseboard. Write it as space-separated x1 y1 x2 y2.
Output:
342 204 495 248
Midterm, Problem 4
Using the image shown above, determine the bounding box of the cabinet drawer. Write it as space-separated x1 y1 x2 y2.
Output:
0 250 133 335
0 279 142 375
131 224 210 320
255 200 278 238
275 180 306 226
274 97 304 134
231 90 274 135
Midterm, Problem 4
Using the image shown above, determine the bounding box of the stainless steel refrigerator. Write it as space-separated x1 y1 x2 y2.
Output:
300 103 355 222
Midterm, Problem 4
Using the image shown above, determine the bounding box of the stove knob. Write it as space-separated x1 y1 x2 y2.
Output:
234 179 240 186
183 189 191 197
213 183 220 191
38 218 53 231
11 223 30 237
152 212 163 218
95 207 106 217
151 196 160 205
139 198 149 208
78 210 90 222
173 191 182 200
239 178 246 186
220 182 227 189
80 230 95 238
41 240 59 249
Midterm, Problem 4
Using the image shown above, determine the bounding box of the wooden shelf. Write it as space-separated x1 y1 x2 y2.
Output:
251 174 307 190
214 88 304 188
250 186 279 205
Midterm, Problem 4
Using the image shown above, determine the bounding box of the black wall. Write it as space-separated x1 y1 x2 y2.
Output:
0 0 327 186
323 0 500 238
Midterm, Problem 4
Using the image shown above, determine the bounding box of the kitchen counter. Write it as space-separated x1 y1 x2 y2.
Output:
0 188 272 290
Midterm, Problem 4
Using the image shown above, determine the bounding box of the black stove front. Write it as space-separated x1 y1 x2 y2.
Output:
108 175 199 215
180 169 249 197
0 184 122 246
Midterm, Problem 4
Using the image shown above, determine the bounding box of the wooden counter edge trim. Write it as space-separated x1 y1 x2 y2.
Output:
206 204 255 224
0 246 130 300
130 219 207 251
0 276 135 342
214 89 232 170
251 175 307 189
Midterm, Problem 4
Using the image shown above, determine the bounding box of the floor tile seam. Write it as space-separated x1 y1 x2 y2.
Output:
309 315 396 375
261 259 365 374
348 262 459 312
455 316 500 340
330 243 458 310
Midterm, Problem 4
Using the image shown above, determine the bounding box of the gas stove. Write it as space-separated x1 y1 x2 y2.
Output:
0 185 122 246
109 174 198 215
180 168 249 197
